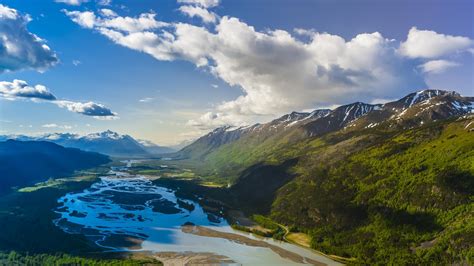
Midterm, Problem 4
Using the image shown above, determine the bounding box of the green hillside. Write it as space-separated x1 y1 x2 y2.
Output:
187 116 474 264
271 118 473 264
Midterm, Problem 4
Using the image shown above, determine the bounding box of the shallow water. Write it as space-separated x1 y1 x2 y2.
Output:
54 166 339 265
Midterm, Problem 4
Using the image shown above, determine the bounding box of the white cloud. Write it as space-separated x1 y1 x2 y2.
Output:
72 59 81 66
66 9 474 130
64 10 96 28
211 84 218 88
42 123 58 128
177 0 220 8
179 5 218 24
369 98 396 105
187 111 248 130
139 97 154 102
55 0 89 6
400 27 473 59
0 79 117 119
64 10 169 32
419 59 460 74
42 123 72 129
55 100 117 118
0 79 56 100
100 8 117 17
294 28 316 37
0 5 58 73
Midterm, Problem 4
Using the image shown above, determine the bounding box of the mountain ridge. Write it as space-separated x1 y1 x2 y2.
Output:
0 130 175 158
178 89 473 162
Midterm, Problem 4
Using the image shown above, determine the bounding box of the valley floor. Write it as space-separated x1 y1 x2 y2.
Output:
0 160 341 266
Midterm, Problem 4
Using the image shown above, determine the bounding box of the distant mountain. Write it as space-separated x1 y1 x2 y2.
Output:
0 140 110 193
137 139 176 154
170 139 196 151
0 130 175 158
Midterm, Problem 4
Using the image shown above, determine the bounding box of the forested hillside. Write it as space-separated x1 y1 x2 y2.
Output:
0 140 110 193
176 90 474 264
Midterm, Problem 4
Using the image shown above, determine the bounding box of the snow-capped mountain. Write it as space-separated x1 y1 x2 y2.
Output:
264 109 332 131
178 89 473 159
303 102 382 136
348 90 474 130
137 139 176 154
0 130 175 158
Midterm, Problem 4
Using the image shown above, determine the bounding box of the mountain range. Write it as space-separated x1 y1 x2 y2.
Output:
178 89 473 164
0 130 175 158
172 89 473 263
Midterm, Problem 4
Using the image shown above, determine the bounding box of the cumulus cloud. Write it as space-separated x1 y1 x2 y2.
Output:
294 28 316 37
0 79 116 119
177 0 220 8
187 111 247 130
400 27 473 59
99 8 117 18
0 79 56 100
419 59 460 74
64 10 168 31
55 100 117 118
0 5 58 73
179 5 218 24
65 8 473 129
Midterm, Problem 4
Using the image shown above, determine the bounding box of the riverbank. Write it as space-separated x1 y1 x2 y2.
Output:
148 176 346 265
181 224 328 266
226 210 354 265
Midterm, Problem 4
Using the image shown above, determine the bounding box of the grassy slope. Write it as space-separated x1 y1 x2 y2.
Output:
187 117 473 264
271 118 474 264
202 128 307 181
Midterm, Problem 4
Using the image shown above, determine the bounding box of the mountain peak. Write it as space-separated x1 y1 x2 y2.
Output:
332 102 381 124
86 130 123 140
399 89 460 108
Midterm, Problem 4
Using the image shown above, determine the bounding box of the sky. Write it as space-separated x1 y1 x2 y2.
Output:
0 0 472 145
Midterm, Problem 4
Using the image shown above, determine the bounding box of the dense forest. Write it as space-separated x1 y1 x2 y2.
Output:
0 252 160 265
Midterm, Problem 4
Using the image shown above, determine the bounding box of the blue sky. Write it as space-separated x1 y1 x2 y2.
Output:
0 0 472 145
